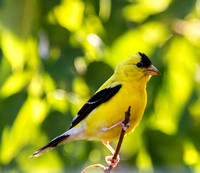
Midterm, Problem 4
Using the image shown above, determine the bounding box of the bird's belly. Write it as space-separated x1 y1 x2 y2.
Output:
84 87 146 141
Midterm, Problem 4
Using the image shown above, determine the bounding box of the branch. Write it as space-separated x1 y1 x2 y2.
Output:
81 106 131 173
81 164 105 173
104 106 131 173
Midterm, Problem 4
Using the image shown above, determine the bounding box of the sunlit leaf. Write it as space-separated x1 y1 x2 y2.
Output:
123 0 172 22
1 31 26 70
0 72 30 98
183 141 199 165
53 0 84 31
0 97 48 164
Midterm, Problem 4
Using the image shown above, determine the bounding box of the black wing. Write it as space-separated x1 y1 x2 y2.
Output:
68 84 122 129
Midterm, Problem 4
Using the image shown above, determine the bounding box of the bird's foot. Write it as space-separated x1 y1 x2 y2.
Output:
102 119 130 132
121 120 130 131
102 140 115 154
105 155 120 168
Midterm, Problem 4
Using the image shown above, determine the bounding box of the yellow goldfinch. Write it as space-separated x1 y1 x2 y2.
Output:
31 52 160 158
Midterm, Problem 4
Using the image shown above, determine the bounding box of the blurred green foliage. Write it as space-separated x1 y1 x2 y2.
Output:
0 0 200 172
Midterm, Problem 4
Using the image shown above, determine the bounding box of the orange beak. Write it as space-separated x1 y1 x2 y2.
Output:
146 65 160 75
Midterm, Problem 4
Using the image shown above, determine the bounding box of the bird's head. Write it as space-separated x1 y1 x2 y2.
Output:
115 52 160 81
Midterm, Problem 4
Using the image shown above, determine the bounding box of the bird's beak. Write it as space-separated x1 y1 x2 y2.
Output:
146 65 160 75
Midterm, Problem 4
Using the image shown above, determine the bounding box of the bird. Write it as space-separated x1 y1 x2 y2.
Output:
30 52 160 165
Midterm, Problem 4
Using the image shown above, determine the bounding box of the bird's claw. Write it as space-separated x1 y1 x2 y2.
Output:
121 119 130 131
105 155 120 168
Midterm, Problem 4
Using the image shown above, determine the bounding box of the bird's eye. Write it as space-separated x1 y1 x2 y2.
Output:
136 62 143 68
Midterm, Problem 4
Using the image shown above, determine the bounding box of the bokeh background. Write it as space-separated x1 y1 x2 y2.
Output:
0 0 200 172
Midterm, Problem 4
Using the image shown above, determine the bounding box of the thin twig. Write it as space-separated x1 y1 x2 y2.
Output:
81 164 105 173
104 106 131 173
81 106 131 173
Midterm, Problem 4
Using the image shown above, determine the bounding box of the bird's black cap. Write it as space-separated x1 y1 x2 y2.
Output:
138 52 152 68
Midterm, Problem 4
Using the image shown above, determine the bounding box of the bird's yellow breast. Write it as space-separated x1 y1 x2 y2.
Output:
84 81 147 141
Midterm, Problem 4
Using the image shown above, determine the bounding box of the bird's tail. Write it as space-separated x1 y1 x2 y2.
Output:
30 133 70 157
